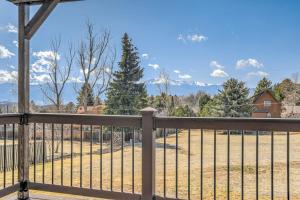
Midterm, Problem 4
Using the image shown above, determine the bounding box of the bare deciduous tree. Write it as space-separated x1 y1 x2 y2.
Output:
77 21 115 112
40 37 75 112
156 69 172 115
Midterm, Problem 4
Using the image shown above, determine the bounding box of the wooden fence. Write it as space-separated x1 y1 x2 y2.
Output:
0 141 45 172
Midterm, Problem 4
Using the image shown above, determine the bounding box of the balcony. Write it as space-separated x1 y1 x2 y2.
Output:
0 111 299 199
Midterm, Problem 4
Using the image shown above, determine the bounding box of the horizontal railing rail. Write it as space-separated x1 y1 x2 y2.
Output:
0 114 21 125
28 113 142 127
155 116 300 131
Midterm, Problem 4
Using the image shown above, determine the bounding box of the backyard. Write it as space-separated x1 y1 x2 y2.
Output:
0 129 300 200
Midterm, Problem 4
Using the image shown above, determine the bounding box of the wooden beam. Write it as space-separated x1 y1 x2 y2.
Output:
8 0 81 5
24 0 60 39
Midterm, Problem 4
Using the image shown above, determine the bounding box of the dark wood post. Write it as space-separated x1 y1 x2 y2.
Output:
18 3 30 200
141 107 157 200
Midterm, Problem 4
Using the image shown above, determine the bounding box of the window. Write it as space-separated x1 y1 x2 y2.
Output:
264 100 272 107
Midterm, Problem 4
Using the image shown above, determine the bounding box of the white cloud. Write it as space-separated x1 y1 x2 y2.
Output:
32 50 60 73
6 23 17 33
247 71 269 77
148 63 160 70
9 65 15 69
210 69 229 78
187 34 207 42
142 53 149 59
68 76 83 83
236 58 264 69
178 74 192 79
210 60 224 69
30 73 51 84
177 33 207 43
177 34 186 43
13 40 18 47
0 70 17 83
33 51 60 60
174 70 180 74
0 45 15 59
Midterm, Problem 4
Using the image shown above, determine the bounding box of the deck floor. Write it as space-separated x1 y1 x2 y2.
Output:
3 190 108 200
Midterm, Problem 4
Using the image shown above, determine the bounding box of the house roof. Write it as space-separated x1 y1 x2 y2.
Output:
252 89 280 103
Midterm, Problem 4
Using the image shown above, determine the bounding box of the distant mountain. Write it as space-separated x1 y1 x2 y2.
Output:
147 82 222 96
0 82 222 105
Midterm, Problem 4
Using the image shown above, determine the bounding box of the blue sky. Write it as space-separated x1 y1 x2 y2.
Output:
1 0 300 94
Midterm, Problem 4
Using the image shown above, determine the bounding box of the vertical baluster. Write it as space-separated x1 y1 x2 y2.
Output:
214 130 217 200
227 130 230 200
287 131 290 200
33 123 36 183
3 124 7 188
71 124 73 187
110 126 113 191
256 130 259 200
12 124 15 185
51 123 54 185
121 128 124 192
188 129 191 200
200 129 203 200
42 123 45 184
163 128 166 198
132 129 135 194
100 125 103 190
271 131 274 200
241 130 244 200
61 124 64 186
90 125 93 189
80 124 83 188
175 128 178 199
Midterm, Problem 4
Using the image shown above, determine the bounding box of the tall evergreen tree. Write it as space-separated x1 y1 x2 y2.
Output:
106 33 148 115
216 78 252 117
77 83 95 107
254 77 272 96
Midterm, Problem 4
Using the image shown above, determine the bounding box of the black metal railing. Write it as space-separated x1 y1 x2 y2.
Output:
0 114 20 197
0 113 299 199
155 117 300 200
27 113 142 200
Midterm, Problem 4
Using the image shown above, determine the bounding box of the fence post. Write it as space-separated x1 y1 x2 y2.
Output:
141 107 157 200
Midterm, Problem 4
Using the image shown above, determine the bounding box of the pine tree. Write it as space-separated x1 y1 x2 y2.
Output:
106 33 148 115
254 77 272 96
198 93 211 112
77 83 95 107
216 78 252 117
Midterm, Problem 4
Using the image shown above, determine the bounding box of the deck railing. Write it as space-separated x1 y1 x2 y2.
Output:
0 109 299 199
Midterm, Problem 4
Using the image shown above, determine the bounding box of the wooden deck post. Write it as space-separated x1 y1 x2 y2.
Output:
18 3 30 200
141 107 157 200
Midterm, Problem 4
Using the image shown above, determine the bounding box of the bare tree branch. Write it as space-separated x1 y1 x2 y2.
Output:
77 21 115 111
40 37 74 112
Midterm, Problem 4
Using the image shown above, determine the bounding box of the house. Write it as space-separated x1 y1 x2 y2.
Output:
76 105 105 114
251 90 281 118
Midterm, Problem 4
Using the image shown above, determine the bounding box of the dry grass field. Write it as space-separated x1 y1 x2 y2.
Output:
1 129 300 200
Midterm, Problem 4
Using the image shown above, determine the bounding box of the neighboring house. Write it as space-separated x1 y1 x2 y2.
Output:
251 90 281 118
76 105 105 114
